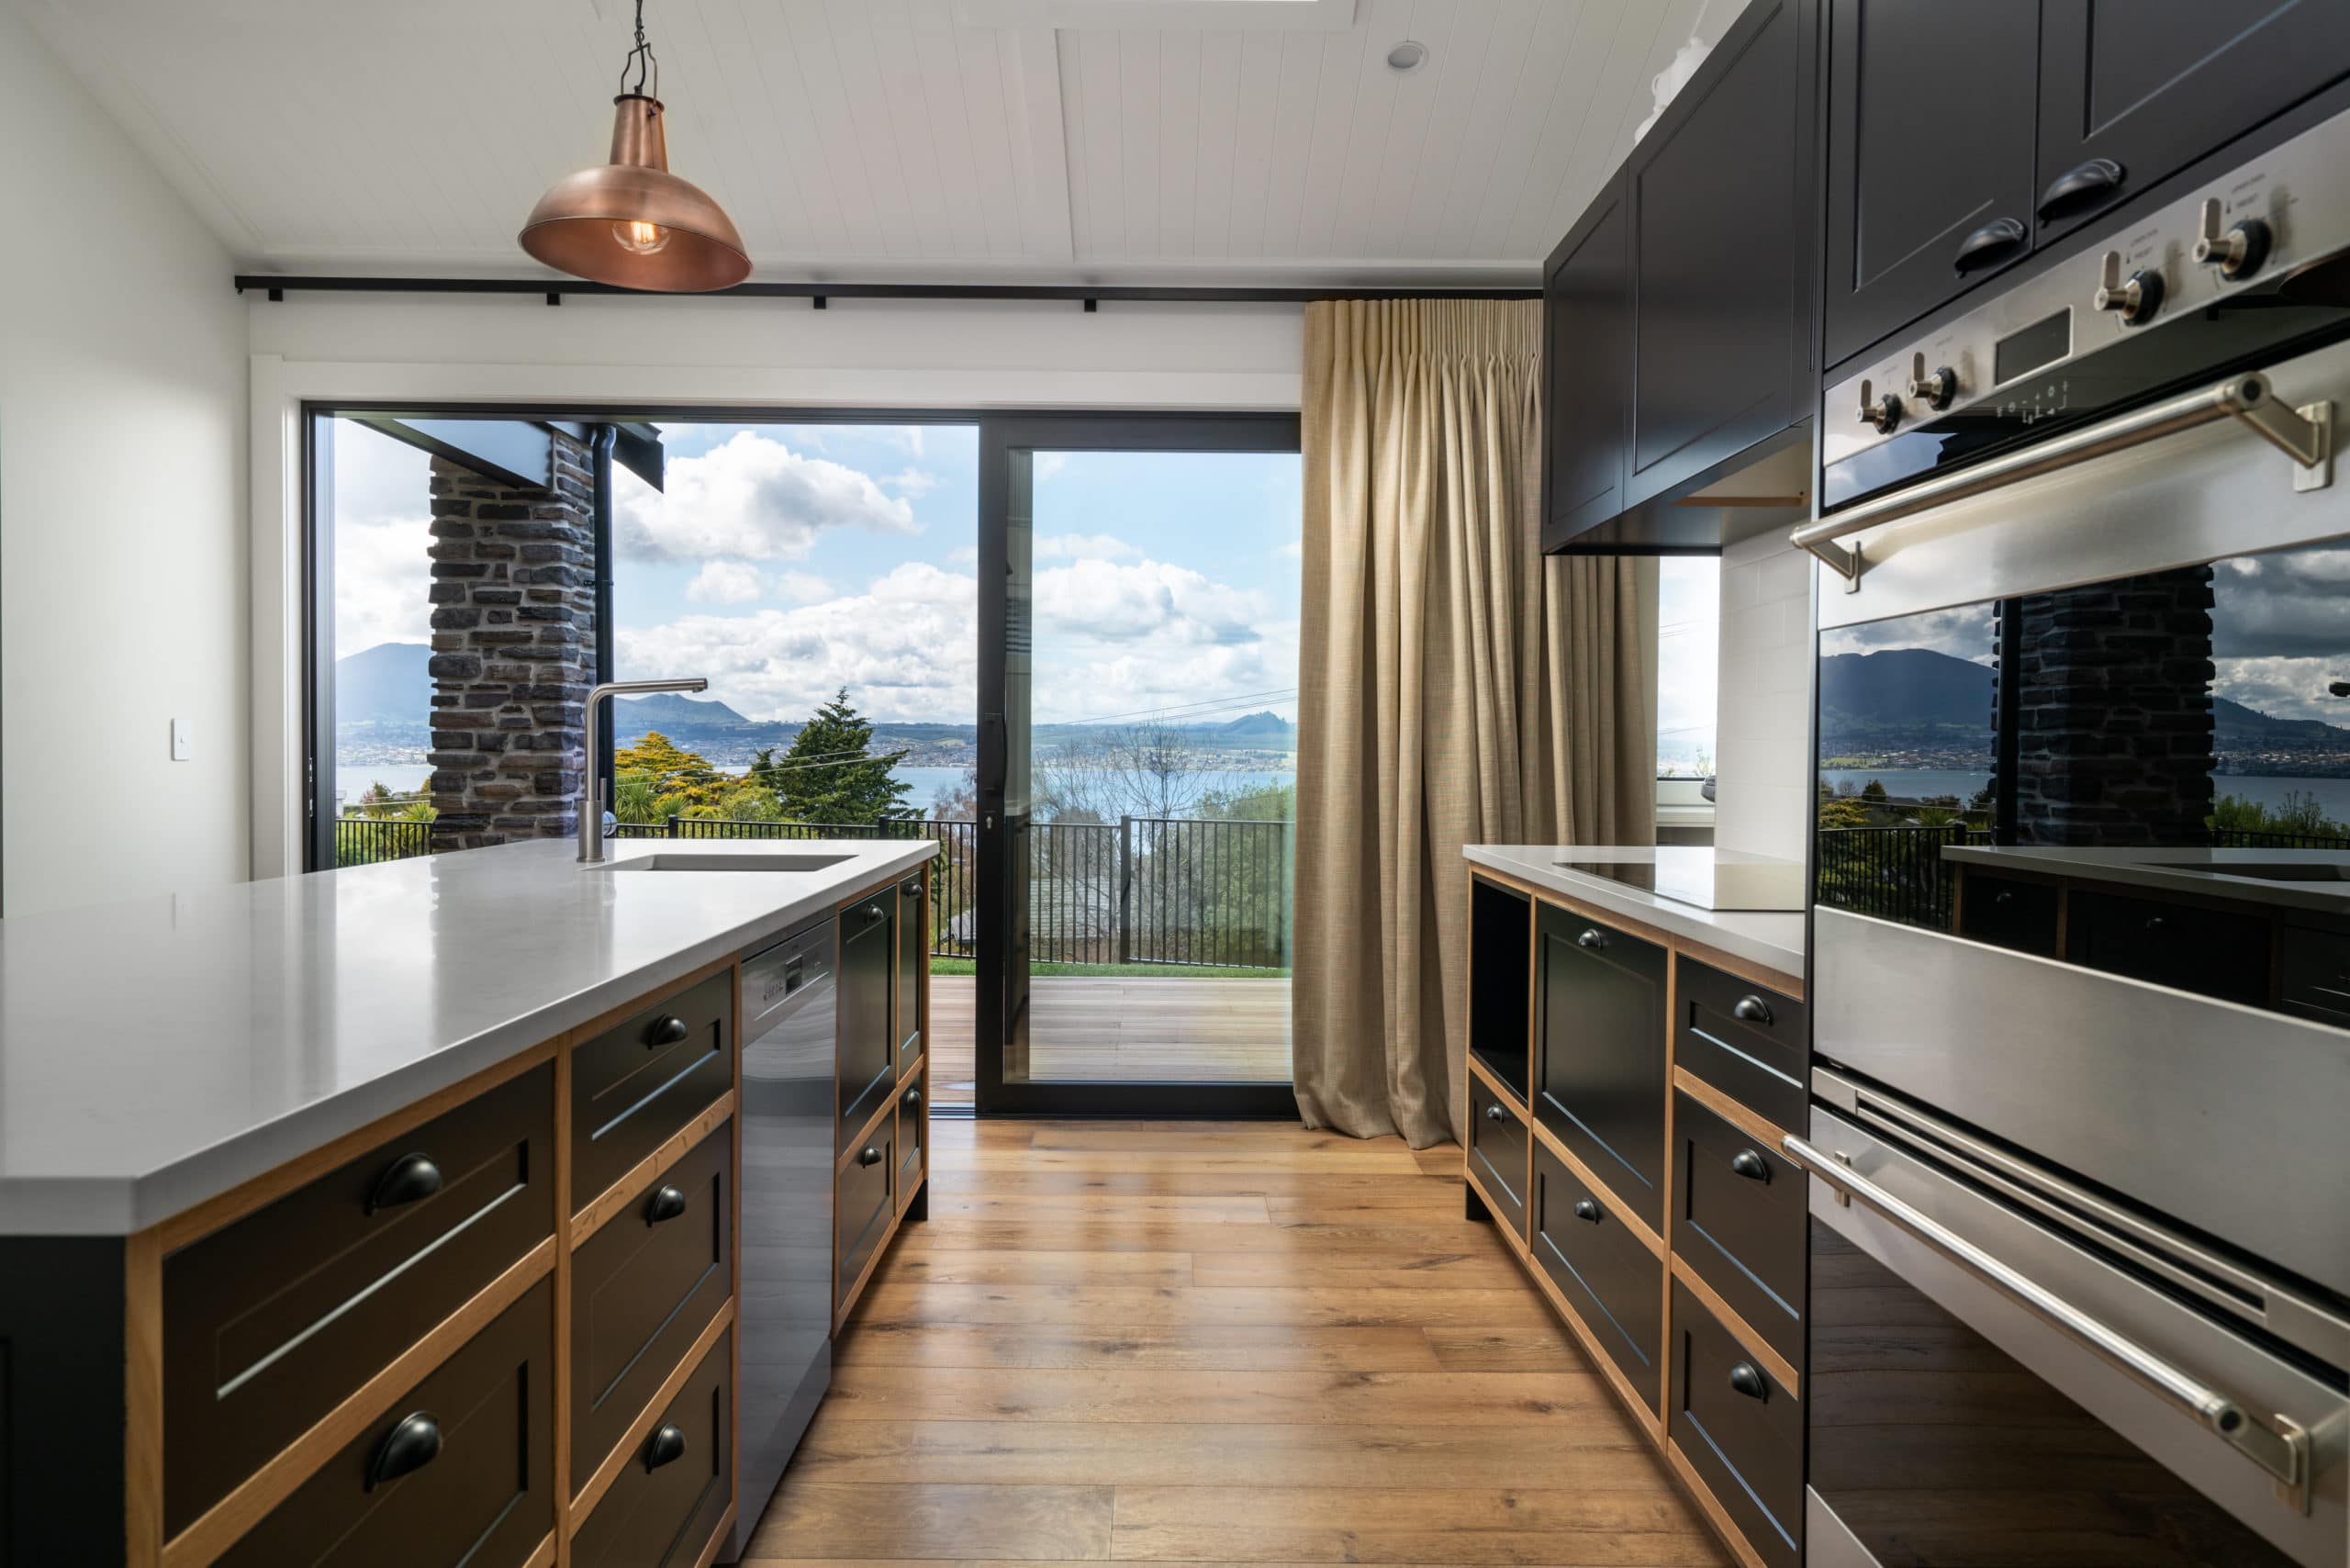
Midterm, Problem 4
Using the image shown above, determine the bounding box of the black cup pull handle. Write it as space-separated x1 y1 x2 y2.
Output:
865 902 887 924
646 1014 691 1047
2145 914 2167 932
1575 928 1607 951
1484 1103 1507 1122
365 1152 443 1215
1572 1199 1601 1224
1993 889 2015 906
365 1412 442 1491
2038 157 2124 223
1728 1361 1769 1401
1953 215 2026 274
643 1183 688 1225
904 1088 923 1111
643 1423 688 1473
901 876 922 898
1729 1149 1772 1183
1731 994 1774 1026
859 1145 884 1167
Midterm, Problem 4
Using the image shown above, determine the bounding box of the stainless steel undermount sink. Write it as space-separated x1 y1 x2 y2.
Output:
598 851 856 873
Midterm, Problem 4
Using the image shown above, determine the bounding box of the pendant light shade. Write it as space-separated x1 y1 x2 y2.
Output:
518 2 749 291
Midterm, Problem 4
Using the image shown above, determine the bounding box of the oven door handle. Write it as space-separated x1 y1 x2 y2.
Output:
1785 1133 2315 1509
1793 370 2333 588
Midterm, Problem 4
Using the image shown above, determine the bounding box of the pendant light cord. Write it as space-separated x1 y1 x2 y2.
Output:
619 0 659 99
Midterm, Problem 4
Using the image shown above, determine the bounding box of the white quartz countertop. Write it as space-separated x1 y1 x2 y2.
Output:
1462 845 1807 985
0 836 935 1236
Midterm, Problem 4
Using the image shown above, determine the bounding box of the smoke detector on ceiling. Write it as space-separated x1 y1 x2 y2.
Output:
1386 39 1427 73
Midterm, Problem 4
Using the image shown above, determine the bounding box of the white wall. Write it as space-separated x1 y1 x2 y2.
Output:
244 292 1304 878
0 8 248 915
1711 532 1814 862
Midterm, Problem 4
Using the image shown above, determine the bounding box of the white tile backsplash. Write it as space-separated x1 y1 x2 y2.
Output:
1713 532 1815 862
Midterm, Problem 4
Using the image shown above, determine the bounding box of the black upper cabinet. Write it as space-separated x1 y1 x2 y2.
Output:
2034 0 2350 244
1540 173 1631 550
1820 0 2041 369
1623 0 1817 510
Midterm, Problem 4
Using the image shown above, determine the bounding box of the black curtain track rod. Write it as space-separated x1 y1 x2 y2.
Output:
234 274 1540 306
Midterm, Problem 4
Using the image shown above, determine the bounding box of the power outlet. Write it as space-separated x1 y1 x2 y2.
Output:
171 718 193 762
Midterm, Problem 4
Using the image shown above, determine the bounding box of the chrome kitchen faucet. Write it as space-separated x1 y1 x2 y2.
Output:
578 678 709 862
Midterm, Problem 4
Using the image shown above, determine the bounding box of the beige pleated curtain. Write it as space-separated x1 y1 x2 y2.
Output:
1292 298 1657 1148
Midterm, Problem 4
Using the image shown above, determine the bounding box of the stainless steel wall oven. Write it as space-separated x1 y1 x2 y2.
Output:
1796 96 2350 1568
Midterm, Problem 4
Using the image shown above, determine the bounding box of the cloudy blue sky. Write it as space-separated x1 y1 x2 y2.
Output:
334 420 1304 732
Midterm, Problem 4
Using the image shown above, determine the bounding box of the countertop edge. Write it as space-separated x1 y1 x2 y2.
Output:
1 842 936 1238
1461 845 1807 984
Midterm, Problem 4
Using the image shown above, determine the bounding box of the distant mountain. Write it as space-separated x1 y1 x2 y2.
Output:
336 641 431 727
2214 696 2350 752
1215 710 1297 744
1820 648 1992 730
613 691 752 730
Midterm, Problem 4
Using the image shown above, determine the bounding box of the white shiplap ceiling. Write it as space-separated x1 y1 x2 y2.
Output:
23 0 1743 285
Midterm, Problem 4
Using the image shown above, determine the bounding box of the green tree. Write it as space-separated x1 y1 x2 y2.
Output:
1860 778 1889 803
753 688 912 824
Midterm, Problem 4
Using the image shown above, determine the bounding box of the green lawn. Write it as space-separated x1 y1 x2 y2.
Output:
927 958 1289 980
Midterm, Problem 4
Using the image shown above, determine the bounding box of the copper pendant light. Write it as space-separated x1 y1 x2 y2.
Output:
519 0 749 291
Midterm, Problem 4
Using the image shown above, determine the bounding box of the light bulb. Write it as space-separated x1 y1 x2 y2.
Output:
610 218 671 256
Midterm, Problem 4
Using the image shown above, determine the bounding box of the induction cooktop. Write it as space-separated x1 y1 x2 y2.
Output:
1552 851 1805 912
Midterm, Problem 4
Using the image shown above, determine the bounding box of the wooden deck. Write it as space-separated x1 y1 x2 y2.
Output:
927 974 1292 1105
744 1117 1726 1564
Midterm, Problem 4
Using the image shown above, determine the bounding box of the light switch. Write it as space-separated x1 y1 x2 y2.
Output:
171 718 192 761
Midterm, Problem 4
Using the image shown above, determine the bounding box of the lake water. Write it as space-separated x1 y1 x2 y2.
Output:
336 761 1296 817
1820 768 2350 821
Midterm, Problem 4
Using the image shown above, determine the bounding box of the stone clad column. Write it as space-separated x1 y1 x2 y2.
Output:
425 432 596 851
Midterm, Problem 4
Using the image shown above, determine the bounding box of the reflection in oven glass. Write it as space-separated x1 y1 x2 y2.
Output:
1814 542 2350 1017
1808 1221 2298 1567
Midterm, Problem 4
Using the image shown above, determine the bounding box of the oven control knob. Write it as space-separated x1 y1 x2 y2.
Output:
2192 197 2271 280
2093 250 2164 326
1906 352 1957 411
1856 377 1903 433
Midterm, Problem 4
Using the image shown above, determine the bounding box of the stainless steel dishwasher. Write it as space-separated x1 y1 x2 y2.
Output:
727 913 835 1559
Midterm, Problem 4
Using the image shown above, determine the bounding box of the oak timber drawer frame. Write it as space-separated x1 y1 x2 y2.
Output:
1462 864 1807 1568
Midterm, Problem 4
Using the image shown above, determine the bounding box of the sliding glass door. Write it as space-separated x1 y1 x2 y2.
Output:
976 415 1303 1116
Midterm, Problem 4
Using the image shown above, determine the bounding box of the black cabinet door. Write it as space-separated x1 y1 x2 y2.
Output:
1821 0 2041 368
1535 905 1669 1230
1540 171 1631 550
1623 0 1816 508
836 893 895 1147
2035 1 2350 242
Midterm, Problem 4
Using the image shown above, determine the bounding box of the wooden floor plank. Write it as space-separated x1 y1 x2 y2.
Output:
746 1119 1725 1568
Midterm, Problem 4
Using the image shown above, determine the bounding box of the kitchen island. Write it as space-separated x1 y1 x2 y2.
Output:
0 835 936 1568
1460 844 1809 1568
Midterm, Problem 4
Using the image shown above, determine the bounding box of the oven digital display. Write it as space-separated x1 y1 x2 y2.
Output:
1993 308 2071 386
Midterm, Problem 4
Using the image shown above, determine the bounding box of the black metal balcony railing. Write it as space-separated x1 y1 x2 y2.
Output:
333 817 434 867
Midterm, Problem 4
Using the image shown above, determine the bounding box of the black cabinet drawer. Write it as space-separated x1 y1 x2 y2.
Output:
896 870 925 1079
163 1063 556 1536
2282 922 2350 1026
571 1326 733 1568
2065 890 2268 1007
837 1126 896 1309
1531 1142 1662 1415
1537 905 1668 1230
1469 877 1532 1101
571 1119 733 1492
896 1081 926 1213
214 1275 554 1568
1670 1281 1801 1568
573 969 735 1210
1673 958 1806 1133
1671 1092 1804 1369
1466 1081 1529 1241
1956 869 2061 957
838 892 896 1148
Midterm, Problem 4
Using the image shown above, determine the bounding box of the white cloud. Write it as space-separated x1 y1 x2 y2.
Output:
1035 532 1140 562
684 560 767 604
331 422 434 655
1035 557 1262 645
1277 538 1303 560
1035 452 1069 480
946 544 979 568
619 562 978 723
1027 557 1291 725
615 431 915 563
883 467 942 498
775 571 835 604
